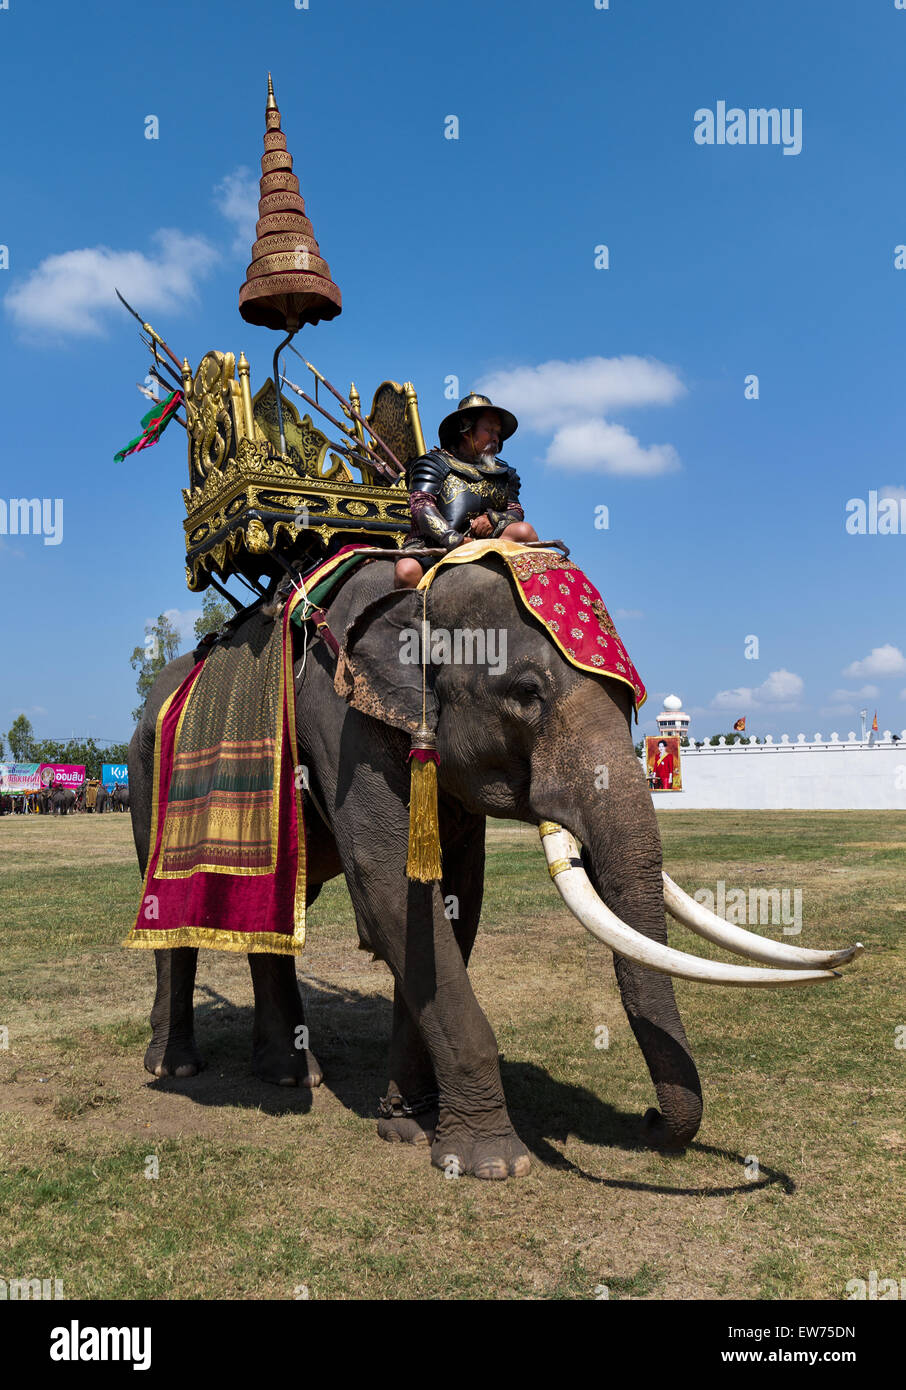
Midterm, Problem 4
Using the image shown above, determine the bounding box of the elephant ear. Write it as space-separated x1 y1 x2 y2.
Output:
334 589 439 735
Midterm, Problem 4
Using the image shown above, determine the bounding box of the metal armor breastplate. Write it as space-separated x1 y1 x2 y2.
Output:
427 451 510 531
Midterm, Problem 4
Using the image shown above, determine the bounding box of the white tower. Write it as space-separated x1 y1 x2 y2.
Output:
656 694 690 742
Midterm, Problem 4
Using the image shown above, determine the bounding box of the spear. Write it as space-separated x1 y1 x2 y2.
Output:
115 289 183 371
148 365 186 410
140 334 184 389
143 372 188 428
137 381 187 429
288 345 404 472
279 374 398 481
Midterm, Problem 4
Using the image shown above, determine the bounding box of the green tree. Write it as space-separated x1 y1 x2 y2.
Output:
130 613 182 724
7 714 35 761
194 588 233 642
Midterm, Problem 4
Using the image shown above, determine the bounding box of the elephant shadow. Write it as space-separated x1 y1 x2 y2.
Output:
147 979 794 1196
502 1059 795 1196
145 976 393 1119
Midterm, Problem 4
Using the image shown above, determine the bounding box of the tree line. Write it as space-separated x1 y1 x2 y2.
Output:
4 589 235 771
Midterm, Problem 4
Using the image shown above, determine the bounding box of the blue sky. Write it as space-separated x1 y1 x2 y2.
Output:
2 0 906 745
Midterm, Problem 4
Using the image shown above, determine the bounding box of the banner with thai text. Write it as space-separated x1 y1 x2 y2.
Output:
102 763 129 791
0 763 42 794
40 764 86 790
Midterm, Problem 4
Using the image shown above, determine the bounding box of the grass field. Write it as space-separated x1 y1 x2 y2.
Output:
0 810 903 1300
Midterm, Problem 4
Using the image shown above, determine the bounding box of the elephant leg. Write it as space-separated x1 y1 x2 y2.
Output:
377 813 485 1149
332 789 527 1179
377 989 439 1146
248 954 322 1088
144 948 204 1077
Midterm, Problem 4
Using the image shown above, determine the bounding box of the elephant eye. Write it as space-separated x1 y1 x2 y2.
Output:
508 673 545 707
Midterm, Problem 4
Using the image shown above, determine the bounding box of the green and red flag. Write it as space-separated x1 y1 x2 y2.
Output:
114 390 184 461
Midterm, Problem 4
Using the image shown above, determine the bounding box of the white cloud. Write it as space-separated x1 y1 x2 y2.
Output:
827 685 879 705
842 645 906 678
613 608 644 620
479 355 685 431
214 167 260 255
880 486 906 502
545 420 680 475
5 228 217 338
476 355 684 478
711 668 804 712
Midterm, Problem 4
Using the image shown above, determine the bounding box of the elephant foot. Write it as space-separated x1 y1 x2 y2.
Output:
641 1106 693 1152
144 1036 204 1079
377 1110 438 1147
430 1127 531 1181
253 1044 323 1088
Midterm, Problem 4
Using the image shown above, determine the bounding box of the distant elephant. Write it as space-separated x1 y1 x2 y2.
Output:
129 550 859 1180
95 786 109 813
49 786 76 815
112 785 130 812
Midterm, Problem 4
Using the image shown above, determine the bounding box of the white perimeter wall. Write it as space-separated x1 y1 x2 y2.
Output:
648 734 906 810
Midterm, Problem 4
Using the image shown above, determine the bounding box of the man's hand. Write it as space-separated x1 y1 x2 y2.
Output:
468 514 494 539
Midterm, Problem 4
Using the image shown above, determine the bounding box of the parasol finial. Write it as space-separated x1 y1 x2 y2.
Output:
238 72 342 335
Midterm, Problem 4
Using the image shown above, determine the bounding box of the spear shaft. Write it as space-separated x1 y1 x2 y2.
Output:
288 345 405 472
115 289 183 371
140 335 183 389
280 375 397 481
145 371 188 427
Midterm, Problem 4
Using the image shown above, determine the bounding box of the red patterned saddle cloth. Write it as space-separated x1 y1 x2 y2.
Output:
416 539 646 715
123 545 377 956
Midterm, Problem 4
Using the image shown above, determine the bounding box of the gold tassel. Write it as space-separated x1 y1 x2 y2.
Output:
406 729 442 882
406 588 442 881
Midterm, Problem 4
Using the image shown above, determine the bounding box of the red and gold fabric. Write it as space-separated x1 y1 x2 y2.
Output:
416 539 646 715
124 586 310 955
123 543 383 956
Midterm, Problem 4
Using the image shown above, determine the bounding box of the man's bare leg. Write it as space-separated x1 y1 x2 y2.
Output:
499 521 538 543
394 556 425 589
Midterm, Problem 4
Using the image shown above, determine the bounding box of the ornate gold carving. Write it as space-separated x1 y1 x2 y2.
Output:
246 518 271 554
404 382 427 457
184 351 237 486
439 472 507 508
366 380 425 470
237 352 255 439
181 355 417 592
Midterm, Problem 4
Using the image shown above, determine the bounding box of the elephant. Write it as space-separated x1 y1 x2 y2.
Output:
49 786 76 815
95 786 109 813
129 548 860 1180
112 784 130 812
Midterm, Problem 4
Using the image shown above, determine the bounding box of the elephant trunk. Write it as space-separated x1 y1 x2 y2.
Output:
529 685 702 1147
578 813 703 1147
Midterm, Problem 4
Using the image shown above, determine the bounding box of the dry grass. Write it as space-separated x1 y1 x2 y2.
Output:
0 811 903 1300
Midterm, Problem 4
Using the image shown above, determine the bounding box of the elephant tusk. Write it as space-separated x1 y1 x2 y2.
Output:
662 872 864 969
538 824 842 988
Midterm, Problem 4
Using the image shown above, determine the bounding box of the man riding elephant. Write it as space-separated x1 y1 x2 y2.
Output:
394 393 538 589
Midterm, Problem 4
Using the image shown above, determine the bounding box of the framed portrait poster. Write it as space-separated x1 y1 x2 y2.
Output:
646 735 682 792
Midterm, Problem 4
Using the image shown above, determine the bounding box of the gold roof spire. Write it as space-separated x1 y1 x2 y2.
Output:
266 72 277 111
